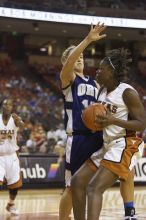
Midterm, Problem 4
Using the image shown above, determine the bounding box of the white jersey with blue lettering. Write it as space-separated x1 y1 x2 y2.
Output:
0 114 19 155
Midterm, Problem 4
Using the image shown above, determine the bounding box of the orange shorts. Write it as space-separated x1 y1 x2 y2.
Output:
101 137 144 180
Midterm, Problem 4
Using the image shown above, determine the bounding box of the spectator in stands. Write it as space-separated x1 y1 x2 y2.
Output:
55 123 67 142
47 128 58 142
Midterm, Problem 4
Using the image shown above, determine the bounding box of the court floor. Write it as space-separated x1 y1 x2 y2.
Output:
0 186 146 220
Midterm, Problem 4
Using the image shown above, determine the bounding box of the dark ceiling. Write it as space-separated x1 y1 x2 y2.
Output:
0 17 146 42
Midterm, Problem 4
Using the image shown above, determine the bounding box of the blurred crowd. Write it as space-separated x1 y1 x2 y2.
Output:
0 56 146 157
1 0 146 18
0 58 66 155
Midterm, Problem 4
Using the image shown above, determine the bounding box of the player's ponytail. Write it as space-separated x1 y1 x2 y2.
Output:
61 45 76 64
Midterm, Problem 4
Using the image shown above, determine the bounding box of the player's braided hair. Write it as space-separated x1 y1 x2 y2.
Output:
61 45 76 64
104 48 132 81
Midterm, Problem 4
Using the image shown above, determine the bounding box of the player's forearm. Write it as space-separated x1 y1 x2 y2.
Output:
65 37 91 66
60 36 92 84
16 120 25 128
113 118 145 132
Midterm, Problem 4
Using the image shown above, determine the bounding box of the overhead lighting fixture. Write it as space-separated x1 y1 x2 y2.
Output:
32 22 39 31
118 33 122 37
62 29 67 33
12 31 17 36
48 44 53 55
91 47 96 55
40 47 47 52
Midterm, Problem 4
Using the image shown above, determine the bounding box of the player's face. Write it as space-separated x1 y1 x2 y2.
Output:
2 99 13 114
96 60 112 86
74 53 84 73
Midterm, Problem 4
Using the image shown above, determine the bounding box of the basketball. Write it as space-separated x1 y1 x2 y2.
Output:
82 103 107 131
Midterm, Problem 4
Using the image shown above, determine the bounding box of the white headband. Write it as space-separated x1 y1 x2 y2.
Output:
107 57 115 69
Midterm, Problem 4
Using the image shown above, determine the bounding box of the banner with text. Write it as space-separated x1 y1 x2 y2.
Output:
20 156 65 184
1 7 146 29
134 158 146 182
19 156 146 184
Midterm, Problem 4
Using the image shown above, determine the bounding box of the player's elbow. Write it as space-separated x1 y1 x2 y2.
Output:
139 121 146 132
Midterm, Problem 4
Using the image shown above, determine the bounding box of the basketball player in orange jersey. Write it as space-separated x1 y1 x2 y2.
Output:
71 49 146 220
0 99 24 215
60 23 139 220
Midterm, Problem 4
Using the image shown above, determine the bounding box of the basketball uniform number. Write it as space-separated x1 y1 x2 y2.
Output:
82 99 94 109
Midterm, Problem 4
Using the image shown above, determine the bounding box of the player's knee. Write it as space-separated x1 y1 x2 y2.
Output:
71 173 84 189
9 188 18 197
87 181 104 197
87 181 95 197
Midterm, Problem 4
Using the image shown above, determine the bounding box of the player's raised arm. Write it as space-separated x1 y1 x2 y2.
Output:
60 23 106 88
12 113 25 128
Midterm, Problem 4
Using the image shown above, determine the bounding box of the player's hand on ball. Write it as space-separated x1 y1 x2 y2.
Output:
95 111 115 128
82 103 107 131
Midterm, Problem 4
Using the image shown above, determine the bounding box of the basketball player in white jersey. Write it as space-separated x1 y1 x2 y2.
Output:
71 49 146 220
60 23 141 220
0 98 24 215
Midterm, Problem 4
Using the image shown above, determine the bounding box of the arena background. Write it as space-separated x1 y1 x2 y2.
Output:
0 0 146 219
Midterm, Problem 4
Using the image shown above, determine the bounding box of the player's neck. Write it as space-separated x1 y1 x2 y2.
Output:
107 82 120 93
75 72 84 78
2 113 11 121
